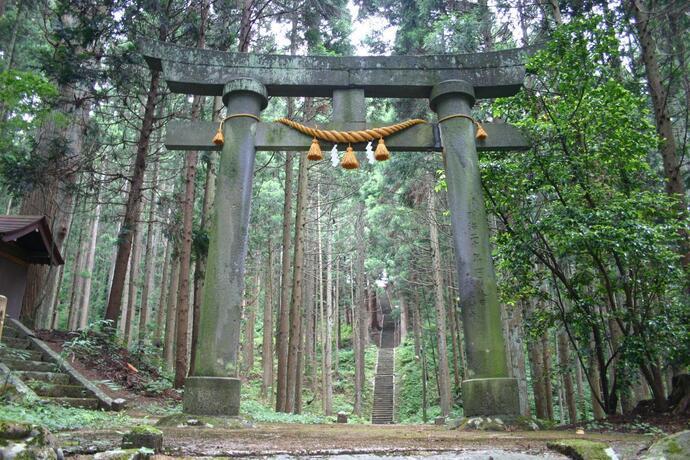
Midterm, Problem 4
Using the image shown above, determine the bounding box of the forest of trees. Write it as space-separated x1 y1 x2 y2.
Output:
1 0 688 424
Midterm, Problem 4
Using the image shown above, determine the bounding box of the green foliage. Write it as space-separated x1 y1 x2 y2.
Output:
240 399 328 424
0 401 132 432
395 338 429 422
487 16 690 410
61 320 174 397
0 69 58 194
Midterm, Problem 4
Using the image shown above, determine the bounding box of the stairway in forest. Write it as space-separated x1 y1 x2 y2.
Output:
371 312 396 424
0 319 121 410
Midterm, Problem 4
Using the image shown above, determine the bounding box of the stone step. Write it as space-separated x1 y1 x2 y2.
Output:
372 323 395 424
28 382 90 398
16 370 71 385
0 347 44 361
44 397 99 409
3 359 57 373
1 337 31 349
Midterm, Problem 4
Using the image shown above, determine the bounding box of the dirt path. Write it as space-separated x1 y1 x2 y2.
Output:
60 423 653 458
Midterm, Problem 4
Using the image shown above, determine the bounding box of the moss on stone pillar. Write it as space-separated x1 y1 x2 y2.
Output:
430 80 519 417
183 79 267 417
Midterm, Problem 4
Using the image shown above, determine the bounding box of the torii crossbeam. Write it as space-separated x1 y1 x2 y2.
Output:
141 39 531 419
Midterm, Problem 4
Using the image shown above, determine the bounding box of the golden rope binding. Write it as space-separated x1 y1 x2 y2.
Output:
437 113 488 140
276 118 427 144
212 113 262 146
211 115 487 170
275 117 426 169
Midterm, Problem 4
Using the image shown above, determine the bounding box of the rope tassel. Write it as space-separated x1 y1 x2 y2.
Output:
307 138 323 161
374 138 390 161
475 123 488 140
341 145 359 169
212 129 225 146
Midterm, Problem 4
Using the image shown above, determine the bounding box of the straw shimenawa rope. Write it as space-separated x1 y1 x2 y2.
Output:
275 117 427 144
213 115 487 169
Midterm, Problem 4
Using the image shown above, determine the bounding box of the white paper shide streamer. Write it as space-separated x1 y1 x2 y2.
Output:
365 141 375 164
330 144 339 167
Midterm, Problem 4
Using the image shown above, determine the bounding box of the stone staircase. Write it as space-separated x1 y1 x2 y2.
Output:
0 319 122 410
371 312 396 424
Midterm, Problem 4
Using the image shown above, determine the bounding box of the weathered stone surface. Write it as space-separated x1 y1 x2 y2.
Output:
449 415 540 431
332 89 366 123
547 439 614 460
451 416 506 431
139 39 530 99
433 83 512 378
462 378 521 417
0 420 61 460
0 443 58 460
93 448 144 460
432 80 519 418
189 82 265 381
165 120 529 153
430 79 476 109
643 430 690 460
0 420 34 440
182 376 241 416
222 78 268 108
156 414 253 429
121 426 163 452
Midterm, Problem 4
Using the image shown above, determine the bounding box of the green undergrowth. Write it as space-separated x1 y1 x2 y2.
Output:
395 337 463 423
136 343 378 424
240 399 328 424
236 344 378 424
0 401 133 431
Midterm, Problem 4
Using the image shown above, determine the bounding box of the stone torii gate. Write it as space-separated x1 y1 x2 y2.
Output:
140 40 530 418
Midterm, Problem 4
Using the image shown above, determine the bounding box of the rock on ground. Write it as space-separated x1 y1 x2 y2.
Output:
643 430 690 460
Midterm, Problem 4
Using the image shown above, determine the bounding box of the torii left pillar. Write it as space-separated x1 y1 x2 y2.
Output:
183 78 267 415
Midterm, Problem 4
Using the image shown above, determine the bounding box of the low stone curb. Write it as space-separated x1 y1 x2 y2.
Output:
8 318 125 411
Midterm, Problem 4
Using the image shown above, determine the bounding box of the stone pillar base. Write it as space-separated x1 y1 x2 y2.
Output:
462 377 520 417
183 376 241 416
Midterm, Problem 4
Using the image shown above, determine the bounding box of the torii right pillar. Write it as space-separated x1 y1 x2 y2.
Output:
430 80 520 418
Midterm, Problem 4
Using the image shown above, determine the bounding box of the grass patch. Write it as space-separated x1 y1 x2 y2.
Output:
0 401 133 432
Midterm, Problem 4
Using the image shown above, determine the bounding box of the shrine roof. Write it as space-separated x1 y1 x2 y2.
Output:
0 215 64 265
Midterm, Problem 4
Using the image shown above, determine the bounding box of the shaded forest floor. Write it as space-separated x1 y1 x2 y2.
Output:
59 423 650 458
14 329 686 459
